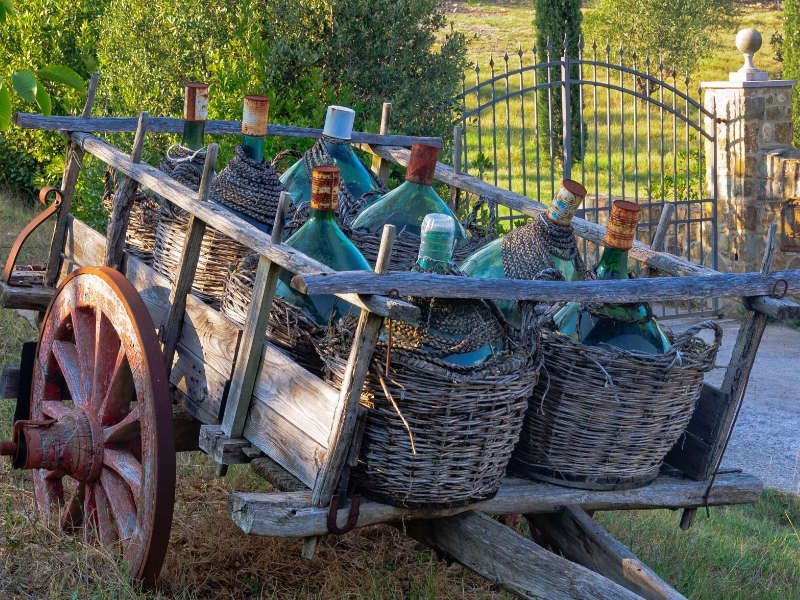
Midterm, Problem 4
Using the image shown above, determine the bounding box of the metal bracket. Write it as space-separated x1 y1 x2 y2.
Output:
3 186 62 285
326 494 362 535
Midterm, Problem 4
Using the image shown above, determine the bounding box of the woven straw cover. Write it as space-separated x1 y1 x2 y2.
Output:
101 168 161 264
321 321 542 508
512 320 722 490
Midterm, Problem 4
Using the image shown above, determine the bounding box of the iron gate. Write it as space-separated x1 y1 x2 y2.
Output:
453 38 719 317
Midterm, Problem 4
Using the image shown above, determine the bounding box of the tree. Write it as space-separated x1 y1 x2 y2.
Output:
785 0 800 146
535 0 583 168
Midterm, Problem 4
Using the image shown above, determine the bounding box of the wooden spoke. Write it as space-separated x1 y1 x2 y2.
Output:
92 483 118 546
103 407 141 445
70 305 96 404
33 471 64 514
40 400 71 420
92 310 121 410
100 468 137 542
99 347 134 426
103 448 143 502
62 484 85 532
51 340 87 406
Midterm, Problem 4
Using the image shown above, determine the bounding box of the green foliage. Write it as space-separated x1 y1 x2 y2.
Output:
584 0 737 76
38 65 87 92
0 0 13 24
10 70 37 103
785 0 800 146
534 0 582 164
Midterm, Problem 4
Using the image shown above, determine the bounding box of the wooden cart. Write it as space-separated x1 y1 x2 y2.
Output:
2 79 798 598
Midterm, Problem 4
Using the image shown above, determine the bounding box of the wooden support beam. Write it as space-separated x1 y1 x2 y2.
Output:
14 112 442 147
199 424 252 465
160 143 218 372
1 365 20 399
364 144 800 320
104 111 149 271
291 269 800 304
405 511 642 600
222 192 290 438
0 281 54 311
66 131 418 322
448 125 463 211
44 72 100 287
370 103 392 185
529 507 686 600
647 203 675 277
228 471 762 538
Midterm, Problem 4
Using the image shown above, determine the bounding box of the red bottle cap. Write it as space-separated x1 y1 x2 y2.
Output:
184 83 209 121
405 143 440 186
605 200 641 250
242 95 270 137
311 166 340 211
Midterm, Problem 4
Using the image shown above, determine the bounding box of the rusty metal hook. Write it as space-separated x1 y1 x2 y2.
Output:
326 494 362 535
770 278 789 299
3 186 63 285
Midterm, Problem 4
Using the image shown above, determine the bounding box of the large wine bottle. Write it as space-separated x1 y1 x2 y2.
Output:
350 143 465 239
553 200 670 354
280 105 378 207
240 94 269 162
274 165 371 325
181 82 209 150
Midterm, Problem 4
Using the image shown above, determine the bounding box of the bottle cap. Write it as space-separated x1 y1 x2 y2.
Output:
184 83 209 121
605 200 641 250
242 95 270 137
310 166 340 211
547 178 587 225
405 143 440 186
322 105 355 140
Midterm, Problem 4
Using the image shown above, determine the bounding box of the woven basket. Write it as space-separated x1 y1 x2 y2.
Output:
221 254 324 374
152 206 247 304
101 168 161 264
321 326 542 508
511 320 722 490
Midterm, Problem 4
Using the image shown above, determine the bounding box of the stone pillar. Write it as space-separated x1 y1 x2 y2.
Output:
702 29 796 275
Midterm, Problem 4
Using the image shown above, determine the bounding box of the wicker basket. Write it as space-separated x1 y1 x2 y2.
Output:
321 326 542 508
511 321 722 490
101 168 161 264
221 254 324 374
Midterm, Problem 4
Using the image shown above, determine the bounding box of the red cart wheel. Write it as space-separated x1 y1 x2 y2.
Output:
13 267 175 585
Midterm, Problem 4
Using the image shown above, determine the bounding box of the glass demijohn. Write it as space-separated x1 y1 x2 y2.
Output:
181 83 209 150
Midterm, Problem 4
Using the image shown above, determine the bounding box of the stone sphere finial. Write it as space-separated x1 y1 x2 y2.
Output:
730 28 768 82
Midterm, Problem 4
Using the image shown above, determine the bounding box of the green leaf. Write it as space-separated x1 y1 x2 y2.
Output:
0 86 11 131
11 70 37 104
0 0 12 24
36 86 51 116
38 65 86 92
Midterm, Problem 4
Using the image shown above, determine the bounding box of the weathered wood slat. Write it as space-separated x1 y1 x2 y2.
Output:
291 269 800 304
13 112 442 147
67 131 417 322
529 507 686 600
0 282 54 310
405 511 641 600
228 471 762 538
366 144 800 321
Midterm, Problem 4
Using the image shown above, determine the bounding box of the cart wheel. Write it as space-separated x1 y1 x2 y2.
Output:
21 267 174 585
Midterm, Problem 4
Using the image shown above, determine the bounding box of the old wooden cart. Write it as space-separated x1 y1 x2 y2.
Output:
2 79 798 598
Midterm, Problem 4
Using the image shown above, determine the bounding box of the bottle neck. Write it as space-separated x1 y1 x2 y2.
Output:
241 135 265 162
416 230 454 271
308 207 337 222
596 246 630 280
181 120 206 151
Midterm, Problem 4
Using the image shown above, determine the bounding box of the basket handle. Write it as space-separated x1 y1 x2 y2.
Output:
679 319 724 352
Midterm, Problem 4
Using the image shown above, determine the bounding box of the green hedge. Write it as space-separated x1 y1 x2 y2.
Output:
785 0 800 147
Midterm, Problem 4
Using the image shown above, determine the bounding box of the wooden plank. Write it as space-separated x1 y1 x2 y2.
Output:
448 124 462 211
161 143 218 372
67 131 418 323
311 225 396 506
1 365 20 399
291 269 800 304
369 103 392 185
199 424 251 465
228 469 762 540
222 193 289 438
0 281 53 310
405 511 641 600
14 112 442 147
529 507 686 600
104 111 148 271
44 72 100 287
366 144 800 320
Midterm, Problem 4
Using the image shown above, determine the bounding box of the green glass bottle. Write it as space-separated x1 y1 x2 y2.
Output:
274 165 371 325
351 143 465 239
554 200 671 354
181 83 209 150
280 105 378 206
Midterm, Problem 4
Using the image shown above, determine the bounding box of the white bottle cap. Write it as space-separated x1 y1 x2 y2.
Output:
421 213 456 236
322 105 355 140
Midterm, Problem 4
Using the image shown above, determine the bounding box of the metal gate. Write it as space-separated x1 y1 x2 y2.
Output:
453 39 719 317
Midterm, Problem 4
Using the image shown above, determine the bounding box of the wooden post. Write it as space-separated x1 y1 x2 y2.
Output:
221 192 292 438
104 111 149 271
45 72 100 287
646 203 675 277
370 102 392 186
448 125 462 212
160 143 219 372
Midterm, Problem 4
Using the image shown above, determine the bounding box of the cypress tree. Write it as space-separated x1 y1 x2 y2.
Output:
785 0 800 146
534 0 583 169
